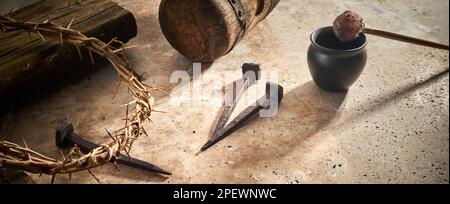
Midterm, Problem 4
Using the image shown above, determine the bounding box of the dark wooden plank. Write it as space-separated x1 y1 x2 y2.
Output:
0 0 137 99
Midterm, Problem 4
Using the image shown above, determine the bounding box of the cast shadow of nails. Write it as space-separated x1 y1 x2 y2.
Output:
343 68 449 124
223 81 347 167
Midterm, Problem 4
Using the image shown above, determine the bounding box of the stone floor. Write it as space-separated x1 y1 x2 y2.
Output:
0 0 448 184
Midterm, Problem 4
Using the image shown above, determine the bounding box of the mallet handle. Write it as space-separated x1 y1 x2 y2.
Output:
364 28 449 50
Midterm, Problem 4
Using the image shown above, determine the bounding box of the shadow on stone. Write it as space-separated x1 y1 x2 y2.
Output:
224 81 347 168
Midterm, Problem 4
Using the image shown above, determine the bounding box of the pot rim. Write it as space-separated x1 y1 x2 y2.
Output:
310 26 368 53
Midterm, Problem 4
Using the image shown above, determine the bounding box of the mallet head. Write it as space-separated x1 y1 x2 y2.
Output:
55 119 74 148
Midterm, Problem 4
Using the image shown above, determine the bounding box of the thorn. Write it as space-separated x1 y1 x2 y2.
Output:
51 174 56 184
59 150 66 160
103 37 117 49
135 124 141 141
44 15 52 24
116 135 122 150
21 138 33 161
113 161 119 171
67 0 71 8
88 170 102 184
105 129 116 141
141 128 149 137
36 31 46 43
155 88 170 96
143 84 170 96
112 127 126 134
67 16 75 29
112 78 122 100
125 103 129 128
27 32 32 41
112 45 140 54
22 137 32 161
59 32 64 47
68 174 72 181
88 49 95 67
21 137 29 149
75 45 83 62
152 109 167 113
124 147 132 159
121 100 136 107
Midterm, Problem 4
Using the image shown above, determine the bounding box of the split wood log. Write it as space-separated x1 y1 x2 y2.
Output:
159 0 280 62
0 0 137 99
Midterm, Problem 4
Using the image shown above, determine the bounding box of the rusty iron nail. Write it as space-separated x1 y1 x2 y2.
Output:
56 119 171 175
199 81 284 153
211 63 261 138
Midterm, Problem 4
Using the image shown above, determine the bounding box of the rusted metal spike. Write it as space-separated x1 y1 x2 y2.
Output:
55 119 171 175
200 82 284 153
211 63 261 137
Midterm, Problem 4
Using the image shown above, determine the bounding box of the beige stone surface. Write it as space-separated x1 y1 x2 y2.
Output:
1 0 448 184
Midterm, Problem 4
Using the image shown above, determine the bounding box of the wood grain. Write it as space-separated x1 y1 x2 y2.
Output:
0 0 137 98
158 0 279 62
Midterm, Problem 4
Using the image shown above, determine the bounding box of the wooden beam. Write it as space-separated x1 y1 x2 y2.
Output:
0 0 137 99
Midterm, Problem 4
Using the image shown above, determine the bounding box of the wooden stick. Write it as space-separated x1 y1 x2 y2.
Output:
364 28 449 50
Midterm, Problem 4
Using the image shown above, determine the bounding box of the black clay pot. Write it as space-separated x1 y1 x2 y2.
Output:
307 26 368 92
